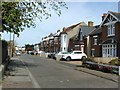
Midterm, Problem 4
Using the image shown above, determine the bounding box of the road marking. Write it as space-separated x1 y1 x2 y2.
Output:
60 81 63 83
19 58 41 88
67 80 69 82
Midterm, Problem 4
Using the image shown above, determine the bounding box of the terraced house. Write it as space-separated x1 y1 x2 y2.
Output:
39 30 61 53
38 11 120 59
60 21 95 56
90 11 120 58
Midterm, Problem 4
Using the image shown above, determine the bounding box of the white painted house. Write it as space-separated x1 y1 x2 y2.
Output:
60 32 68 52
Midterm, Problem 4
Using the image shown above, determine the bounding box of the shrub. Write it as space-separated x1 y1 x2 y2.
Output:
109 58 120 66
2 40 8 47
86 57 92 61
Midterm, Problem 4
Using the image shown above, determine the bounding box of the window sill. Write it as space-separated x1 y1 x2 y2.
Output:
107 34 115 37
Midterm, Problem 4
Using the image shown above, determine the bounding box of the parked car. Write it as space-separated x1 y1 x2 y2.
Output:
48 53 53 58
38 51 44 55
48 52 56 59
15 50 21 56
55 52 68 60
30 51 34 55
27 51 33 54
61 51 87 61
39 51 45 57
34 51 38 55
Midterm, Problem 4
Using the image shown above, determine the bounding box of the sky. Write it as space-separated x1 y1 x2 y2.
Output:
1 1 119 47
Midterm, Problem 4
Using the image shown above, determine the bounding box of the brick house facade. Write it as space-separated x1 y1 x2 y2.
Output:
90 11 120 58
89 26 102 57
39 30 61 53
66 22 94 54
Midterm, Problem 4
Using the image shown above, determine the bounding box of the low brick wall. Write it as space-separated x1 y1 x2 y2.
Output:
92 57 118 64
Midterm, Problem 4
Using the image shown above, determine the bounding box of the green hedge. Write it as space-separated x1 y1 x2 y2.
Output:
2 40 8 47
2 40 8 63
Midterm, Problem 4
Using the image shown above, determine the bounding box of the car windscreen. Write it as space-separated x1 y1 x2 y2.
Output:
74 52 82 54
62 52 71 54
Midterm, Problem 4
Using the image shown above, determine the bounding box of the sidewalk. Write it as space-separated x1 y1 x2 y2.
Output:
2 57 34 88
60 61 118 83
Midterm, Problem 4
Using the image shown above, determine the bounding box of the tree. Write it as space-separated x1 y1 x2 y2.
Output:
25 44 34 51
2 1 68 36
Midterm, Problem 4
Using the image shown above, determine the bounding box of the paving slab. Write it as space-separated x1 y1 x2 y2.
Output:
2 57 34 88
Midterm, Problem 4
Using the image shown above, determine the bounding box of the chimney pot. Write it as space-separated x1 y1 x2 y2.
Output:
102 13 107 21
88 21 93 27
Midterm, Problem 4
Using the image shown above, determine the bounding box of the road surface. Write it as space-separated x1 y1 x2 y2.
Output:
19 54 118 88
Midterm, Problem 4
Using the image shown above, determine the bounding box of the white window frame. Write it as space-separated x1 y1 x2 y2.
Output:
93 35 98 45
80 30 83 41
91 49 95 57
108 24 115 36
102 44 116 57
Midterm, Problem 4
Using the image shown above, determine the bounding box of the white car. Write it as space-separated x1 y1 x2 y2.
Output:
15 51 21 56
61 51 87 61
55 52 68 59
38 51 45 54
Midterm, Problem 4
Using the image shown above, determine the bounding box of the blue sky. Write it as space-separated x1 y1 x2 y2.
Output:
2 1 118 46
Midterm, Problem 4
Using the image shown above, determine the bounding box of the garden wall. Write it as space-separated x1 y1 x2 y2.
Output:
92 57 118 64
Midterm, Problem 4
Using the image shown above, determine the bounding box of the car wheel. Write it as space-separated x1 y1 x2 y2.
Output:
66 57 71 61
82 56 86 60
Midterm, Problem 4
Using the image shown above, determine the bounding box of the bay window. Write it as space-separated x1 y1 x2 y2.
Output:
102 44 116 57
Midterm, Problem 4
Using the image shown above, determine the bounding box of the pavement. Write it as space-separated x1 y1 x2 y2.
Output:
2 57 34 88
2 57 119 89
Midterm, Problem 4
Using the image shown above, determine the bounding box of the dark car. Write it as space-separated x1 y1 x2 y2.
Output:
30 51 34 55
48 53 56 60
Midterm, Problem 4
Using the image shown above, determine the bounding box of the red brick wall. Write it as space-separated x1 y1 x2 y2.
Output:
90 34 102 57
101 22 120 58
101 25 108 42
115 22 120 58
68 39 74 52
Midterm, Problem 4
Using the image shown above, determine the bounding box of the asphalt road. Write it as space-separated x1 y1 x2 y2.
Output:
20 54 118 88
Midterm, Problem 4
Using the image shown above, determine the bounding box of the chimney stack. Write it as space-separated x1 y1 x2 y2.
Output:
88 21 93 27
102 13 107 21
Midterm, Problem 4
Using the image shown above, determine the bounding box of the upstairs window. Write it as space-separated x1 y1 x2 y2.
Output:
93 35 98 45
80 30 83 41
108 24 115 36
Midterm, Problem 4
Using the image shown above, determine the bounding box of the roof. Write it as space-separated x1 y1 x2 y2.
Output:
110 11 120 21
89 26 101 36
100 11 120 27
70 26 95 40
61 22 87 33
80 26 95 36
